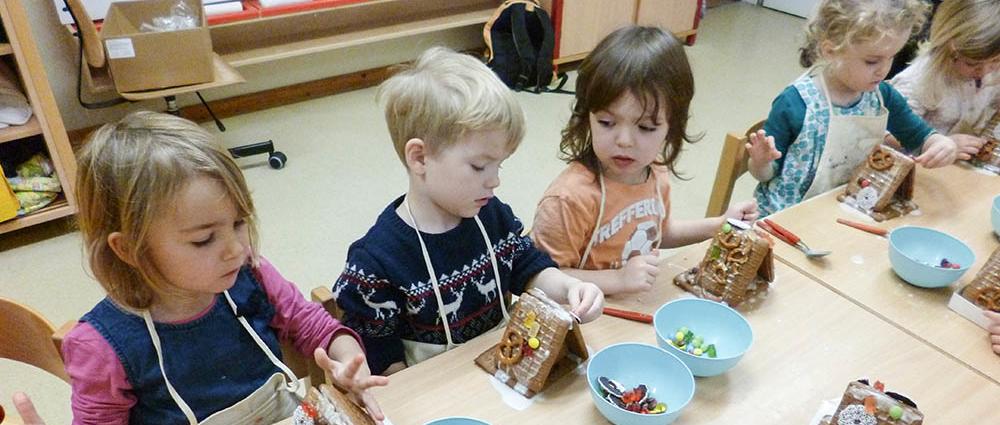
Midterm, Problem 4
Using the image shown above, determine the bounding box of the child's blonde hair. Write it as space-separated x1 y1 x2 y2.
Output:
560 26 697 178
800 0 929 67
914 0 1000 108
377 47 525 165
76 111 259 309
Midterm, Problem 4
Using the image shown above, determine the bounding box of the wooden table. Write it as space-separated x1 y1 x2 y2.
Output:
311 244 1000 425
764 164 1000 384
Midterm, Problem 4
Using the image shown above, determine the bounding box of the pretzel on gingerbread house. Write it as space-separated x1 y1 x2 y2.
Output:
674 219 773 308
837 145 918 222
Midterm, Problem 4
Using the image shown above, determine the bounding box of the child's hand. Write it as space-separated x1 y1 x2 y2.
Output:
12 393 45 425
986 310 1000 356
745 129 782 164
567 280 605 323
314 348 390 422
619 253 660 293
724 199 759 223
951 134 987 161
915 135 958 168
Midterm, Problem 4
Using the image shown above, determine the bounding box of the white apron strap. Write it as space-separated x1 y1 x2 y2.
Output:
579 172 666 269
142 291 302 425
403 197 506 351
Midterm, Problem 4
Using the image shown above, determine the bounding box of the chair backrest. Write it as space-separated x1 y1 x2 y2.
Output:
63 0 105 69
705 120 766 218
0 297 70 382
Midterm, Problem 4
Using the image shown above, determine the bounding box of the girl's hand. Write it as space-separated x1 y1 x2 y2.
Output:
745 129 782 164
915 135 958 168
314 348 390 423
986 310 1000 356
724 199 759 223
567 280 605 323
619 253 660 293
12 393 46 425
950 134 987 161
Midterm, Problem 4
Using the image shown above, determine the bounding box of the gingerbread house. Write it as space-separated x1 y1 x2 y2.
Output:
971 112 1000 174
292 384 374 425
475 288 588 398
960 246 1000 313
674 219 773 308
837 145 918 222
819 380 923 425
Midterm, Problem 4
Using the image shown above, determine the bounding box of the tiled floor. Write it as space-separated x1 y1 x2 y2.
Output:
0 3 804 422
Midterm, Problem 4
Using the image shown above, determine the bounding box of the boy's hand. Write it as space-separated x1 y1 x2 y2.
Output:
567 280 605 323
724 199 759 223
915 135 958 168
12 393 45 425
619 253 660 293
951 134 987 161
314 348 390 423
745 129 781 164
986 310 1000 356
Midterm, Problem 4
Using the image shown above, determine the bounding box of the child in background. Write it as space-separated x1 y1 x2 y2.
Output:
890 0 1000 157
747 0 958 217
530 26 758 296
65 112 387 424
333 48 604 376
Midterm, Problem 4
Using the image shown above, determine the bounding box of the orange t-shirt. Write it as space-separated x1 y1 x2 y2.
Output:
531 162 671 270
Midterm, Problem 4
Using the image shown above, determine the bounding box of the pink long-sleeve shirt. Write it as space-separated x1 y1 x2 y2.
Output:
61 257 359 424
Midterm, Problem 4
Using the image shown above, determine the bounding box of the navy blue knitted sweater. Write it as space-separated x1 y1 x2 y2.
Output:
333 195 556 374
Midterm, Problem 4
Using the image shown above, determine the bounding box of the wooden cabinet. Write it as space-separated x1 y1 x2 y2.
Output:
0 0 77 234
541 0 701 64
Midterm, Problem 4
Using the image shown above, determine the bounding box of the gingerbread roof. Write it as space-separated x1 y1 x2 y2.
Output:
845 145 915 211
293 384 374 425
475 288 587 397
972 111 1000 173
821 380 923 425
961 246 1000 312
674 220 773 308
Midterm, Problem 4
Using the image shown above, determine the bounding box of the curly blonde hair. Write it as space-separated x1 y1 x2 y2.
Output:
913 0 1000 108
560 26 698 178
76 111 259 309
800 0 930 67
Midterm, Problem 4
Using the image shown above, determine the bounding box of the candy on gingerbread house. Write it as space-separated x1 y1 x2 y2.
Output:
673 219 773 308
474 288 588 398
837 145 917 222
819 380 923 425
971 111 1000 174
948 246 1000 329
292 384 374 425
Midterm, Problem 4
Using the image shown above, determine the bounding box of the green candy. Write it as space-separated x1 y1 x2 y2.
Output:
706 344 717 358
889 405 903 420
722 223 732 233
692 336 704 347
710 245 722 259
682 330 694 345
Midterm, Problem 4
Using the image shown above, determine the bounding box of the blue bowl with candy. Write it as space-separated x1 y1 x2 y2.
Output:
888 226 974 288
654 298 753 377
587 343 695 425
423 418 490 425
992 195 1000 238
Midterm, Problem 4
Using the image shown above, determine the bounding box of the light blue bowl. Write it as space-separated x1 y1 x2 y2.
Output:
992 195 1000 238
587 343 694 425
653 298 753 377
888 226 974 288
422 418 490 425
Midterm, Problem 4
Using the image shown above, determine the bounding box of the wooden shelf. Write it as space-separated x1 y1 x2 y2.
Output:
0 42 12 56
212 0 498 67
0 198 75 234
0 115 41 144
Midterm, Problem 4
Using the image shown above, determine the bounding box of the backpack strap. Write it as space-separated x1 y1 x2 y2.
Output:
509 3 536 91
529 4 555 93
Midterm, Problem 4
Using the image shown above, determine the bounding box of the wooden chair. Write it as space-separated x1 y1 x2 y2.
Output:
705 120 766 217
0 297 69 383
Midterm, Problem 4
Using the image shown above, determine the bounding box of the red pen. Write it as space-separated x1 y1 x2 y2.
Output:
603 307 653 324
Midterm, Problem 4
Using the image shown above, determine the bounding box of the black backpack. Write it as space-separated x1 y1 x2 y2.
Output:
483 0 570 94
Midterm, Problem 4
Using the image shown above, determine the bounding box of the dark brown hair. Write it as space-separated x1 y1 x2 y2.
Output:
559 26 698 178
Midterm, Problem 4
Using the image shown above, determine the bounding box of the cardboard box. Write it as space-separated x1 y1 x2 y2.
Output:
101 0 213 92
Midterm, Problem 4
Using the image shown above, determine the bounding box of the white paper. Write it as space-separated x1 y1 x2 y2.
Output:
104 38 136 59
947 291 991 330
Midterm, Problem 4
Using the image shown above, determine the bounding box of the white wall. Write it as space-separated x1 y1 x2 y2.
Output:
26 1 484 130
